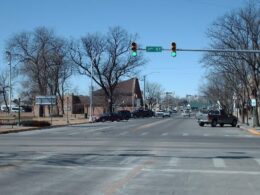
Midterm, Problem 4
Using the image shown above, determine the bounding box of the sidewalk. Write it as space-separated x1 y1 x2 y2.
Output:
0 117 90 134
238 122 260 136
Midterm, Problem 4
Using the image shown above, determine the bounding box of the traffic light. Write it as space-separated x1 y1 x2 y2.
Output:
131 42 137 57
171 42 176 57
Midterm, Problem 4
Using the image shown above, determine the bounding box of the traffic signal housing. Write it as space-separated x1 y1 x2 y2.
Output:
171 42 176 57
131 42 137 57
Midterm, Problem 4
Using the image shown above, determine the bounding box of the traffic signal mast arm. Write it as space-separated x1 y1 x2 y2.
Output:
131 42 260 57
176 48 260 53
134 47 260 53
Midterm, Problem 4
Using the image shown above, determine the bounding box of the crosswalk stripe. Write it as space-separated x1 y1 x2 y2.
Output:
119 131 128 136
254 158 260 165
213 158 226 168
119 157 138 165
169 157 179 166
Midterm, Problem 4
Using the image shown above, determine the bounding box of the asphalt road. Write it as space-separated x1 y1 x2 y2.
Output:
1 114 260 195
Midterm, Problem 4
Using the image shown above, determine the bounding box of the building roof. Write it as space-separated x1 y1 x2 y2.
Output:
68 78 143 107
93 78 143 106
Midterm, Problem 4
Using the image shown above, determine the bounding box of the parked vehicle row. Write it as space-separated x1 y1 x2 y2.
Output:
0 105 25 112
95 109 157 122
95 108 180 122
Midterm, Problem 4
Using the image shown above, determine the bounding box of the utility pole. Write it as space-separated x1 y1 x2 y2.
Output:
6 51 12 114
66 96 69 124
89 58 95 122
143 75 146 109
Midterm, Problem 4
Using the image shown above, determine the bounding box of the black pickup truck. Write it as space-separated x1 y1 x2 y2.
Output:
198 110 237 127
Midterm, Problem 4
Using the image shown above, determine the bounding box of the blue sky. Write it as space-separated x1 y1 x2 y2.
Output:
0 0 247 98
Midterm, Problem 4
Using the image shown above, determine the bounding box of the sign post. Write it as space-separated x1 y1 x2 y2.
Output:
35 96 56 124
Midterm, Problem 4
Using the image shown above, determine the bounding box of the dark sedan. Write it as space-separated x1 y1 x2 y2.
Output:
132 109 154 118
95 112 123 122
117 110 131 120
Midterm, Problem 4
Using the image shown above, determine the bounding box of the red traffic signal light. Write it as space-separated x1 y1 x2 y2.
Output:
131 42 137 56
171 42 176 57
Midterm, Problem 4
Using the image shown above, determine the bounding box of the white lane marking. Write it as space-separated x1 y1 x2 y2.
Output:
68 132 78 135
149 168 260 175
33 155 50 160
169 157 179 166
34 165 260 175
134 118 171 131
213 158 226 168
67 126 116 136
182 133 189 136
203 134 209 136
141 132 148 136
162 133 168 136
87 126 116 133
254 158 260 166
119 131 128 136
119 157 138 165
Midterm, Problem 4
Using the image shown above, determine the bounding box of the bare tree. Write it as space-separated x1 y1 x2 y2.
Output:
70 26 146 112
6 27 72 115
145 81 164 109
202 1 260 125
0 69 9 111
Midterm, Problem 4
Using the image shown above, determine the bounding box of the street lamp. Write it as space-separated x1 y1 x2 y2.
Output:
6 51 12 114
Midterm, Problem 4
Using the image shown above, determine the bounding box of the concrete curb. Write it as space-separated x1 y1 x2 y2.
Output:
0 122 89 135
239 125 260 136
247 128 260 136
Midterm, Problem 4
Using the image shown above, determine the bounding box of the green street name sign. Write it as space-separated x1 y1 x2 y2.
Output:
146 46 162 52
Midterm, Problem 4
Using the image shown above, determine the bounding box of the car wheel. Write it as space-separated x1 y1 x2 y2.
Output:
231 120 237 127
199 122 204 127
220 123 224 127
211 120 217 127
102 118 106 122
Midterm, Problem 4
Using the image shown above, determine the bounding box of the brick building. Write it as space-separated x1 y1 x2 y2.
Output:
33 78 143 118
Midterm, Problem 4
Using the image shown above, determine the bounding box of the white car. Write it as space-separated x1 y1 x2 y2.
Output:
162 111 171 117
155 110 164 117
181 110 191 117
155 110 170 117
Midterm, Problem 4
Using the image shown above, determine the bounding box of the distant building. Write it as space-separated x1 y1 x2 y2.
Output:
33 78 143 118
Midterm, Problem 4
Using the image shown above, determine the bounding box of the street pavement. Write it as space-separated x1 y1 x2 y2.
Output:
1 115 260 194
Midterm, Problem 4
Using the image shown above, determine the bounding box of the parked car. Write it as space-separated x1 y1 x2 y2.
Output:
95 112 123 122
162 111 171 117
117 110 131 120
132 109 154 118
155 110 164 117
171 109 178 114
155 110 171 117
198 109 237 127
